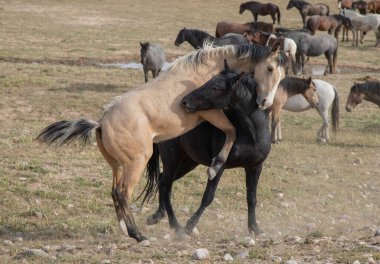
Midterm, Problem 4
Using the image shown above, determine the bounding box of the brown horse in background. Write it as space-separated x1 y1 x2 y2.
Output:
368 0 380 13
354 0 369 14
306 15 353 39
239 1 281 24
346 81 380 111
215 21 274 37
287 0 330 28
338 0 354 10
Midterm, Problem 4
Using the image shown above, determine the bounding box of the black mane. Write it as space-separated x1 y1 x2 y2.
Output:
352 82 380 95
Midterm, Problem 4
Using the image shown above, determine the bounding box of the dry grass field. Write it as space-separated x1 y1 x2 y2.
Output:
0 0 380 263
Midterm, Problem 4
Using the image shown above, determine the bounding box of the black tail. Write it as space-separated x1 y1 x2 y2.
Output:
138 143 160 206
326 5 330 16
331 87 340 133
36 119 99 146
277 8 281 25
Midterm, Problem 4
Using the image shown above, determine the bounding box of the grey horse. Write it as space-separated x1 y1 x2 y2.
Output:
140 42 166 83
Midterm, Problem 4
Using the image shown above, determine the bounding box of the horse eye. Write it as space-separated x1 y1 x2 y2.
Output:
268 66 274 72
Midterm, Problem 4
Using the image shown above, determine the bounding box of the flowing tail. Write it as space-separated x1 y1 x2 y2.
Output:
36 119 99 146
277 8 281 25
138 143 160 206
331 87 340 133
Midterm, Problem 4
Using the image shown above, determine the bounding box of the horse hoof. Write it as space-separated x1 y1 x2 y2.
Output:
138 238 150 246
146 214 162 225
316 137 327 144
175 228 191 241
249 226 265 235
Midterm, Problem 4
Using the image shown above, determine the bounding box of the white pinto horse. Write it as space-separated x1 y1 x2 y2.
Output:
277 79 340 143
341 9 380 47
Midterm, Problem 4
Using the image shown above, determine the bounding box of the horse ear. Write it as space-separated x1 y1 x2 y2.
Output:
308 76 312 84
224 59 231 72
140 42 143 47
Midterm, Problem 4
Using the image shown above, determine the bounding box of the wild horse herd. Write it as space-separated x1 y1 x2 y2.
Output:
37 0 380 243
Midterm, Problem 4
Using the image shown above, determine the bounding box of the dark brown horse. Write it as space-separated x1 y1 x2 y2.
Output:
239 1 281 24
215 21 274 37
338 0 354 10
287 0 330 28
353 0 369 14
306 15 353 39
346 81 380 111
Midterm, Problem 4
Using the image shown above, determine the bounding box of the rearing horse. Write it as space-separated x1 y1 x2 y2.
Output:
36 43 286 243
287 0 330 28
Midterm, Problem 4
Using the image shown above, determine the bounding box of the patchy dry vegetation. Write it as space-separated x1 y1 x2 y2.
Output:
0 0 379 263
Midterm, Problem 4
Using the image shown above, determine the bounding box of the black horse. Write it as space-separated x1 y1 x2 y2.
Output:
239 1 281 24
174 27 249 49
143 60 271 236
287 0 330 28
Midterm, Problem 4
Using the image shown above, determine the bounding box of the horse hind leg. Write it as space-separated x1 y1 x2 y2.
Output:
96 130 127 234
100 128 153 242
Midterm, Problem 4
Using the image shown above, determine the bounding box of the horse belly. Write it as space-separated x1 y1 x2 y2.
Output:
283 95 312 112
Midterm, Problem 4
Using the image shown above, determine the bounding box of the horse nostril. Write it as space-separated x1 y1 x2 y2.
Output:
262 99 267 106
181 99 188 107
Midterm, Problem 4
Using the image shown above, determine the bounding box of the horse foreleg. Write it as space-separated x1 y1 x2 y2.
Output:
323 51 333 75
271 14 276 24
246 164 264 235
278 118 282 141
300 53 306 74
198 110 236 180
185 169 224 234
271 108 280 143
143 69 149 83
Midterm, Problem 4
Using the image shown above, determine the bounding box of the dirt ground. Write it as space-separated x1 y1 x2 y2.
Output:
0 0 379 263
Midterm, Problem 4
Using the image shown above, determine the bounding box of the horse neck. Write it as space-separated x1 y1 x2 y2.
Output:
189 30 215 48
296 0 309 8
281 78 309 98
230 86 266 141
363 89 380 106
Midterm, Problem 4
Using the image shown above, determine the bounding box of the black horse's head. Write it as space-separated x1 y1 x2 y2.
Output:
174 27 186 47
287 0 296 10
181 60 255 112
239 3 246 14
140 42 150 64
353 1 368 14
342 16 353 29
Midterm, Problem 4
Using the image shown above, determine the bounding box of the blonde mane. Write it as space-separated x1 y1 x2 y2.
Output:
169 41 248 72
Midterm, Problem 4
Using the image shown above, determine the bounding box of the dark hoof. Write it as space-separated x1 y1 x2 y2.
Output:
249 226 264 235
146 213 163 225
